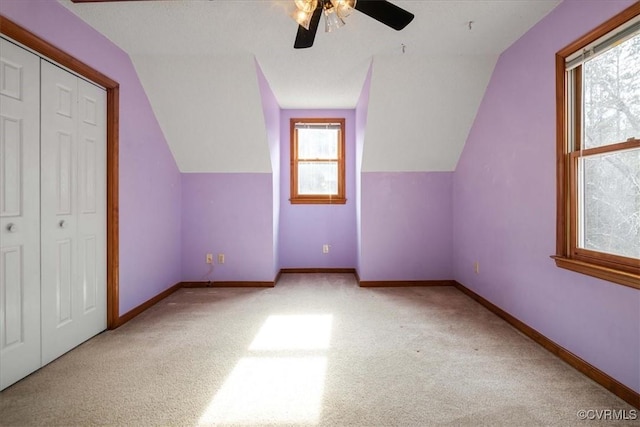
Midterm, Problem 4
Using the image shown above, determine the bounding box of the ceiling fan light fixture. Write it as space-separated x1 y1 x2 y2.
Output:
292 8 314 30
293 0 414 49
331 0 357 19
291 0 318 30
324 2 345 33
294 0 318 13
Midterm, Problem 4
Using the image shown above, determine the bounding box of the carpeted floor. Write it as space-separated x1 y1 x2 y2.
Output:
0 273 635 426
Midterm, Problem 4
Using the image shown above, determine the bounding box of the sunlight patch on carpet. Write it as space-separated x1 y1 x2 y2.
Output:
249 314 333 351
198 357 327 425
198 314 333 425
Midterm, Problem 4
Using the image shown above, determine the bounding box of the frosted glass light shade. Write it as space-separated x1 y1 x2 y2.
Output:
291 0 317 29
295 0 318 13
324 7 345 33
292 9 314 30
331 0 357 18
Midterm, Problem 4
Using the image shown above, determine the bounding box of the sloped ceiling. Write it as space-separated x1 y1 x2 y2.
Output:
363 54 497 172
133 54 272 173
59 0 560 172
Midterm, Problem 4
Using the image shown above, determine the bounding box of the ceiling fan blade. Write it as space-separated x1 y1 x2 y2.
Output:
294 7 322 49
355 0 414 31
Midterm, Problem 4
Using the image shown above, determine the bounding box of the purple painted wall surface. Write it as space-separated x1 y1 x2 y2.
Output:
279 110 357 269
1 0 182 315
255 61 281 276
453 0 640 392
355 65 373 276
360 172 453 281
181 174 274 282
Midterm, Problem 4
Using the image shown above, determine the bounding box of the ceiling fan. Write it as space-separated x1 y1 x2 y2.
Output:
69 0 415 49
290 0 414 48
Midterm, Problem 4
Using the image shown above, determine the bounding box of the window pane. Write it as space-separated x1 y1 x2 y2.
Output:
298 162 338 195
298 128 338 160
583 33 640 149
579 147 640 258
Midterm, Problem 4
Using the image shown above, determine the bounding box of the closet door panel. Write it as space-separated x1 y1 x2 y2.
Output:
40 61 106 365
76 78 106 337
40 60 81 365
0 39 41 390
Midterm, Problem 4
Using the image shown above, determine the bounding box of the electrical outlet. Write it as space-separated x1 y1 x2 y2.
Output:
206 253 213 264
322 244 330 254
218 253 225 264
474 261 480 274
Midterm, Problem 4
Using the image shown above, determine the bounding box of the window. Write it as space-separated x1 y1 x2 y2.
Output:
290 118 346 204
555 4 640 289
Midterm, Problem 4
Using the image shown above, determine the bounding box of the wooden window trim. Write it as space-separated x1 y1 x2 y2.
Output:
0 15 122 327
553 3 640 290
290 118 346 205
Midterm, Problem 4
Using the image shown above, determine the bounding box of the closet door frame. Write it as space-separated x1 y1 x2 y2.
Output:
0 16 120 329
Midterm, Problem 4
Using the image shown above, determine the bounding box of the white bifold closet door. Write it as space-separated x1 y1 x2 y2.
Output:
0 39 107 390
40 60 107 366
0 38 42 391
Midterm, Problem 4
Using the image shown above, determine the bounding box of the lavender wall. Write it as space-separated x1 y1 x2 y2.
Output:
181 174 275 282
180 62 278 284
356 63 454 283
453 0 640 393
355 65 373 276
360 172 453 281
255 61 281 275
279 110 357 269
0 0 182 315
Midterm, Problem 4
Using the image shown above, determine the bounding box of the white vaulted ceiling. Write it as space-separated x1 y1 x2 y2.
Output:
363 54 497 172
59 0 560 172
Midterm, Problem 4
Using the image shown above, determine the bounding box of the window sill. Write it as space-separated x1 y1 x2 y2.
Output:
290 198 347 205
552 256 640 290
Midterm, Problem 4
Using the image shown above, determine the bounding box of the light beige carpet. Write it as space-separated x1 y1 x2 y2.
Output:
0 273 635 426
